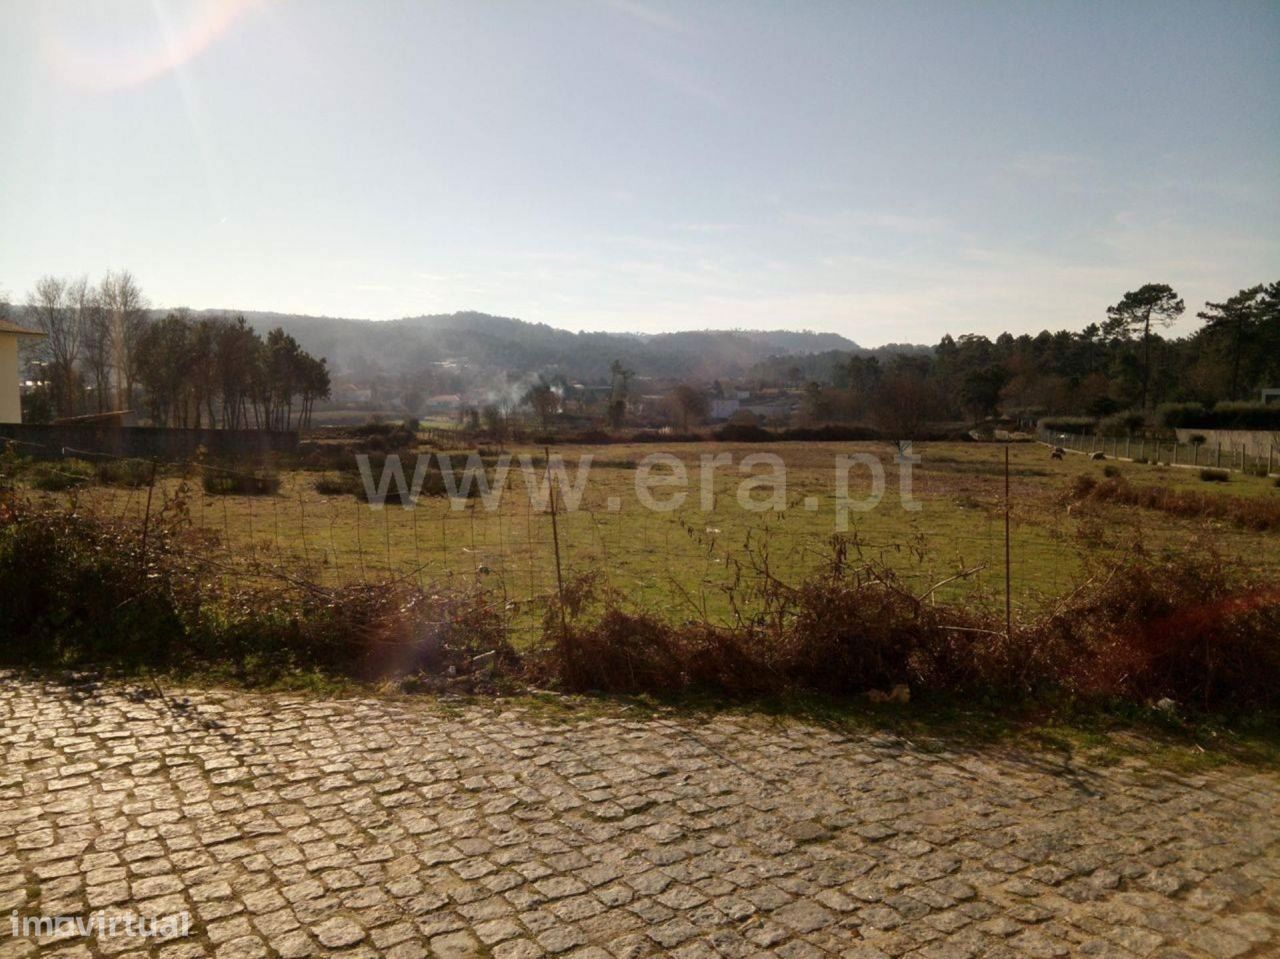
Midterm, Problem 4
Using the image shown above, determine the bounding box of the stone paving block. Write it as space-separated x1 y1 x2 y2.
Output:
0 675 1277 957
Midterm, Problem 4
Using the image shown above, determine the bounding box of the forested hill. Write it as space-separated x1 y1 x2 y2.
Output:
182 309 909 381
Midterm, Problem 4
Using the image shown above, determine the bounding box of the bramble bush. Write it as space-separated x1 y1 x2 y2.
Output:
2 492 1277 710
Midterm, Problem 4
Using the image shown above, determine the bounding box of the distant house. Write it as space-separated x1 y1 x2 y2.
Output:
0 319 45 424
710 397 741 421
426 393 463 412
336 383 374 405
1262 388 1280 405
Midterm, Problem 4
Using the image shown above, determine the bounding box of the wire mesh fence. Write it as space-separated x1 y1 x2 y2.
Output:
5 433 1279 650
1043 428 1279 475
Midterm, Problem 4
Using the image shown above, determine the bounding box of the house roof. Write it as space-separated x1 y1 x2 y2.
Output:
0 319 45 337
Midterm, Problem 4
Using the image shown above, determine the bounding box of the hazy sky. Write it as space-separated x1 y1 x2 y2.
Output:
2 1 1277 346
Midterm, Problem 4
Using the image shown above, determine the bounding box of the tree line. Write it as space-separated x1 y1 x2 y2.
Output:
13 273 330 430
793 281 1280 433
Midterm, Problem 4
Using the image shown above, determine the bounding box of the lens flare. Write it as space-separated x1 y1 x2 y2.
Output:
46 0 264 92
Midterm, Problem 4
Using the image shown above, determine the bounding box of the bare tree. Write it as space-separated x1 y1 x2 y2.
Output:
28 275 85 417
81 294 114 413
668 383 709 431
66 277 99 414
524 376 560 430
99 270 148 411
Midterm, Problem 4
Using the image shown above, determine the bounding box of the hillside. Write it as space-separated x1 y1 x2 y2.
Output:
182 309 908 382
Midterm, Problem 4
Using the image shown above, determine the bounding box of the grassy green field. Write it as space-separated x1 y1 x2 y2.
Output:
31 440 1279 638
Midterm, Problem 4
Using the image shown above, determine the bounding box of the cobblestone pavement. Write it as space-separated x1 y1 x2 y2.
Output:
2 677 1278 959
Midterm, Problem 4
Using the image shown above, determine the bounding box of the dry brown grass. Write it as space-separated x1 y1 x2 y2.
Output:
5 486 1278 712
1069 474 1280 532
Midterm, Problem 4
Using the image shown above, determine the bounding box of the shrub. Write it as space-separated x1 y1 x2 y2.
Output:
202 581 516 683
1160 401 1280 430
202 468 280 496
1200 468 1230 483
28 461 93 491
560 429 613 444
781 572 1001 695
1207 402 1280 430
349 420 397 437
543 605 697 694
314 473 359 496
629 430 704 443
1039 416 1097 434
0 499 189 667
296 442 358 471
95 458 153 488
1069 473 1097 497
712 424 776 443
781 424 882 442
1157 402 1207 429
312 454 497 503
0 494 514 685
534 566 1016 700
4 494 1277 711
1039 549 1280 709
1098 411 1146 437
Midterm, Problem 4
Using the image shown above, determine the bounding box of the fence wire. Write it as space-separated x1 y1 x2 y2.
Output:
5 433 1278 649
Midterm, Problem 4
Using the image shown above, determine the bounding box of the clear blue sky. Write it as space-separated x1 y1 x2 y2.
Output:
2 0 1277 346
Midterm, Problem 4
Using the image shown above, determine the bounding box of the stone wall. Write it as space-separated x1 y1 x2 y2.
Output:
0 424 298 462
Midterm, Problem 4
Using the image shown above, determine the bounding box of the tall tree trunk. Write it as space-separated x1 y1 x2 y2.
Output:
1231 320 1243 399
1141 314 1152 409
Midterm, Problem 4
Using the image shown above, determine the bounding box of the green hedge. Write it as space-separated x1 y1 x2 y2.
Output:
1098 412 1147 436
1039 416 1097 433
1159 402 1280 430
